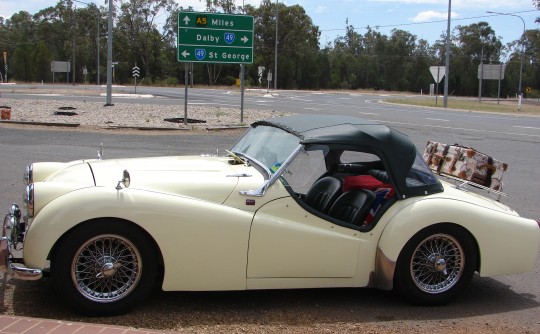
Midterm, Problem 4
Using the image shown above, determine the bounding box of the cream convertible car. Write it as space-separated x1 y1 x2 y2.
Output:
2 115 539 315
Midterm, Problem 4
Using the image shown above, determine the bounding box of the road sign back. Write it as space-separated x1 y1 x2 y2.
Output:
429 66 446 83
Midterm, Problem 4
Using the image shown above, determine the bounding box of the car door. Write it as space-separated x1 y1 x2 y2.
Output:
247 148 361 279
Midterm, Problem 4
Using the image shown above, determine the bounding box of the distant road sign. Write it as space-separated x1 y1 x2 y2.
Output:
132 65 140 78
429 66 445 83
177 11 254 64
477 64 505 80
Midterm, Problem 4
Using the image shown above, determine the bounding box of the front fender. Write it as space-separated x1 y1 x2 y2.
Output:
24 186 254 291
377 197 540 283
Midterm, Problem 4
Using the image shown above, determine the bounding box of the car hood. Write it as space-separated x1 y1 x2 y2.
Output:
87 155 243 203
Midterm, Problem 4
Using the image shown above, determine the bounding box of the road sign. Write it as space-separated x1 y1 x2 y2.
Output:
477 64 505 80
429 66 445 83
177 11 254 64
132 65 140 78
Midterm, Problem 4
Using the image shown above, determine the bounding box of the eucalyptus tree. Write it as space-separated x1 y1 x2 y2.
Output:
384 29 417 91
5 11 36 82
115 0 179 82
246 0 320 89
447 22 502 96
409 38 437 93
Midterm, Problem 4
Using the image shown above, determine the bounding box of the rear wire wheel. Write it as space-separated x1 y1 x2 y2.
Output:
394 224 477 305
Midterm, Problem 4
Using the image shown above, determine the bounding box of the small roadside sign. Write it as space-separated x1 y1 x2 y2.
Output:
132 65 140 78
429 66 445 83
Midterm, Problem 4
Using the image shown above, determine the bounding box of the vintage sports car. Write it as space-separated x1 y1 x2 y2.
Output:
2 115 539 315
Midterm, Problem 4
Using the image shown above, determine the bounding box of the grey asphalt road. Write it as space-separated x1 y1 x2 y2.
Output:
0 87 539 332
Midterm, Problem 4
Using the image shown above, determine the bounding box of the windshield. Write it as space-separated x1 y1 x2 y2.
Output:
231 125 300 172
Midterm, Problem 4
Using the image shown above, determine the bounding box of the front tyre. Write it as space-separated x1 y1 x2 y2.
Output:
51 220 158 315
394 224 477 305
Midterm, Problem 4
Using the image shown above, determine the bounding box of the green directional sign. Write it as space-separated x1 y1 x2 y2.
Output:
178 11 254 64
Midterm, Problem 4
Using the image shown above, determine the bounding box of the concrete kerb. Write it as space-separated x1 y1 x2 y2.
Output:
0 120 250 132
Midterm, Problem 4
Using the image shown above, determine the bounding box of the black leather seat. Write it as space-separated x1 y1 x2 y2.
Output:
304 176 342 214
328 189 376 226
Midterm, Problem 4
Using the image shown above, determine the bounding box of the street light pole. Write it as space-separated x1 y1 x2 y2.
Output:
486 11 525 105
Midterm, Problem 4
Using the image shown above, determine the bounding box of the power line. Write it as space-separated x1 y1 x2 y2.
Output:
320 9 538 34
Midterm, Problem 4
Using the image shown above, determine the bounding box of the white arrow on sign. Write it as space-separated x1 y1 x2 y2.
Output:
183 16 190 25
132 66 140 77
241 36 249 43
181 50 190 58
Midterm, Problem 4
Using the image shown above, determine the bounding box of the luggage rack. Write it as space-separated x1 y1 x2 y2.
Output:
438 173 507 201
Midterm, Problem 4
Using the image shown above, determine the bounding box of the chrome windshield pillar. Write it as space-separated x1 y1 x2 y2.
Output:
240 145 304 197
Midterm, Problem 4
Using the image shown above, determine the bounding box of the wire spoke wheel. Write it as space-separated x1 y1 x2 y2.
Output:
410 233 464 294
71 234 142 303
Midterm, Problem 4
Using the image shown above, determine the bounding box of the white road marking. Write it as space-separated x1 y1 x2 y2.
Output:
375 120 540 138
426 118 450 122
513 126 540 130
304 107 321 111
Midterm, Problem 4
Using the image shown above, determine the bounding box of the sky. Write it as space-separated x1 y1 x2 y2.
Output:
0 0 537 49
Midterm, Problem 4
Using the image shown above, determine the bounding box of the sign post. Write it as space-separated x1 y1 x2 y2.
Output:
429 66 446 106
132 64 140 94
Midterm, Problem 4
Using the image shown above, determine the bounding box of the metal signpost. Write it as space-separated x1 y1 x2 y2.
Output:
429 66 446 106
477 64 506 104
177 11 254 125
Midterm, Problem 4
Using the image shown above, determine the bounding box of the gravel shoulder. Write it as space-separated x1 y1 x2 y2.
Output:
0 98 287 131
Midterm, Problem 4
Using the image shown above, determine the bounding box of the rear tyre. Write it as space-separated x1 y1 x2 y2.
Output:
394 224 477 305
51 220 158 315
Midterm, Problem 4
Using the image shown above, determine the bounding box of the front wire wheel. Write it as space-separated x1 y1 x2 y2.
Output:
52 221 158 315
395 224 477 305
72 234 142 303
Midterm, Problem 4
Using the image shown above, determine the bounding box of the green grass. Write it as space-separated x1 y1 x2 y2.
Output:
385 97 540 115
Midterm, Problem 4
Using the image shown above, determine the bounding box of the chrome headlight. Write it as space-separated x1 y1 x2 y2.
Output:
24 164 33 185
24 184 34 218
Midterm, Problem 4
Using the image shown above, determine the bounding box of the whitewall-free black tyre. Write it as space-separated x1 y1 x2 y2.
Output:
394 224 477 305
51 220 158 315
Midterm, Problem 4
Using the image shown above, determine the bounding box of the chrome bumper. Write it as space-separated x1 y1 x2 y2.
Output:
1 204 42 280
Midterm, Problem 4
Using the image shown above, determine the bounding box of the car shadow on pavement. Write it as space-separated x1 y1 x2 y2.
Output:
2 273 538 331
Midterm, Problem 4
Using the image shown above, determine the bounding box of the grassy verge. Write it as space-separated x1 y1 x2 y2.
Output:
385 97 540 115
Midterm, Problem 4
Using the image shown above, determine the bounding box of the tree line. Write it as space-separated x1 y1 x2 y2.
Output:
0 0 538 98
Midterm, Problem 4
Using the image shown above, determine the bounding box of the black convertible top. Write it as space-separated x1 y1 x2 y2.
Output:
253 115 443 198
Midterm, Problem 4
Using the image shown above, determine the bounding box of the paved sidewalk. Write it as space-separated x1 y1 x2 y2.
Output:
0 315 166 334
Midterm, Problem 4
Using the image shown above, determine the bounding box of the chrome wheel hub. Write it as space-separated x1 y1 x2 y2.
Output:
96 256 121 279
71 234 142 303
411 234 464 294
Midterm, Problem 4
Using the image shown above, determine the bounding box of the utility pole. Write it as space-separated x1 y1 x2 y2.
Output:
274 0 278 90
71 2 76 85
443 0 451 108
105 0 113 106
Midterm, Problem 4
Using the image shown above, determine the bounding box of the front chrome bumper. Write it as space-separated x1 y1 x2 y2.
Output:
0 204 42 280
